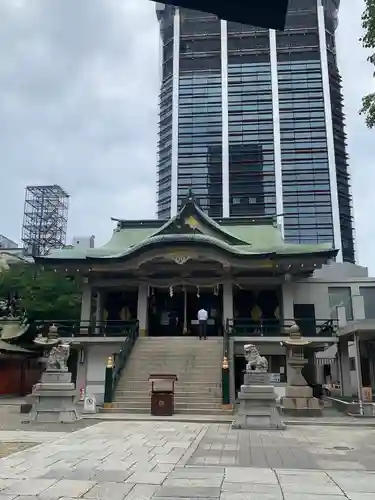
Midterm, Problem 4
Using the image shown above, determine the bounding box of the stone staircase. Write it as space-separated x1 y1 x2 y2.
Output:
105 336 230 414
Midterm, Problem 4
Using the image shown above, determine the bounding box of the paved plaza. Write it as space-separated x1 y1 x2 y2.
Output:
0 421 374 499
188 423 375 470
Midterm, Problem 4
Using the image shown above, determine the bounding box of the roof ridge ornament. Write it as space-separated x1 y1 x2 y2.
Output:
183 187 196 206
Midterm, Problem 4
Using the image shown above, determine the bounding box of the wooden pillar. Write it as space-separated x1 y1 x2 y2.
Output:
80 281 92 334
137 284 148 336
282 282 294 323
222 281 233 327
95 290 104 334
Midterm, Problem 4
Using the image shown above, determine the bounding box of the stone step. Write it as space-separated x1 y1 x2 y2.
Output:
116 389 221 397
134 342 223 345
114 400 222 408
129 361 222 365
134 348 223 351
122 371 221 377
117 381 221 388
112 399 222 411
101 407 233 415
114 391 221 397
126 372 221 376
130 359 222 365
124 369 221 374
115 395 221 403
115 390 221 397
128 354 222 358
114 336 224 414
125 362 221 368
123 366 222 371
134 344 222 347
118 378 221 385
118 384 220 390
136 337 223 342
124 374 221 378
134 350 223 353
133 345 223 350
135 340 223 344
125 367 221 372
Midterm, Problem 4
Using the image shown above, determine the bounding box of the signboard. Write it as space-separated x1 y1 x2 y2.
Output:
83 395 96 414
270 373 281 384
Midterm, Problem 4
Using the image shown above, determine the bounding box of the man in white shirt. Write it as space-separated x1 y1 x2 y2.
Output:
197 307 208 340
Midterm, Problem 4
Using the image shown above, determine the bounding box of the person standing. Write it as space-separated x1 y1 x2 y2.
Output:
197 307 208 340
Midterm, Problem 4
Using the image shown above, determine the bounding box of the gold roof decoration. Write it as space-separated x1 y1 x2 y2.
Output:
184 215 199 230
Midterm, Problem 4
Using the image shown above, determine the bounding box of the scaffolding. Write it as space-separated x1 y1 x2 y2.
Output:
21 185 69 256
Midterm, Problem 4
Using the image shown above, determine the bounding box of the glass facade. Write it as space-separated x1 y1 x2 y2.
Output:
277 0 334 246
157 5 174 219
323 0 355 262
178 10 222 217
227 22 276 217
156 0 355 261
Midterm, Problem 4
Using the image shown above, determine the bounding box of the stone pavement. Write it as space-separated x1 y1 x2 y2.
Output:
188 423 375 471
0 421 375 499
0 406 95 433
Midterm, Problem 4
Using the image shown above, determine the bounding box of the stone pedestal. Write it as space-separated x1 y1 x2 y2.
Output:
232 372 286 430
281 385 322 416
26 370 79 423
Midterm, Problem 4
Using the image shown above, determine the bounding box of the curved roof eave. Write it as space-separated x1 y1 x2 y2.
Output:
34 235 338 266
83 233 338 263
85 233 268 262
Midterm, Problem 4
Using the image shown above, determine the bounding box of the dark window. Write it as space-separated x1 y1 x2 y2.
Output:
359 287 375 320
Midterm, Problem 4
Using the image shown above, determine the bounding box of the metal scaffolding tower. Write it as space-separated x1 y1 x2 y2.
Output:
21 185 69 256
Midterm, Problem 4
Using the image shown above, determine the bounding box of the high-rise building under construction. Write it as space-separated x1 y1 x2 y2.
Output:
156 0 354 263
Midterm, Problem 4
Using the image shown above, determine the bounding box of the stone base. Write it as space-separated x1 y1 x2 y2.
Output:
280 384 323 417
243 372 270 385
26 408 80 423
232 384 286 430
25 369 80 423
281 406 322 417
281 397 322 416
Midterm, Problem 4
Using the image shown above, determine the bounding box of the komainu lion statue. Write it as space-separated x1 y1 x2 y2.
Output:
244 344 268 372
46 342 70 372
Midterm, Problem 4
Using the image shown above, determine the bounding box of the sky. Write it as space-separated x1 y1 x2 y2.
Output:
0 0 374 272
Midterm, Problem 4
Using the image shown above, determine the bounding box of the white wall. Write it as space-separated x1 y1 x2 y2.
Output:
82 344 122 404
313 262 369 280
289 282 331 319
282 263 375 321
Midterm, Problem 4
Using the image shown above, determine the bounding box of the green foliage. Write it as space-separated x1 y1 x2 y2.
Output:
360 0 375 127
0 264 81 321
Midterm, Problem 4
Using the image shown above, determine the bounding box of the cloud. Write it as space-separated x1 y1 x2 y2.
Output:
0 0 159 245
337 0 375 270
0 0 374 275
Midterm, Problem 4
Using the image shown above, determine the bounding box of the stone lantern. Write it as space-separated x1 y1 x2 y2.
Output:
281 322 322 416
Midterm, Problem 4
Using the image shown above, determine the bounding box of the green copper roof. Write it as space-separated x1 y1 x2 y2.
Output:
38 194 336 263
0 338 33 353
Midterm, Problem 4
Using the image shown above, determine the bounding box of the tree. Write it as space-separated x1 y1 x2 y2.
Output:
360 0 375 127
0 264 81 321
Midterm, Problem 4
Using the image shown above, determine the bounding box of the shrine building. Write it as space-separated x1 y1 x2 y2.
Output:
33 193 375 410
